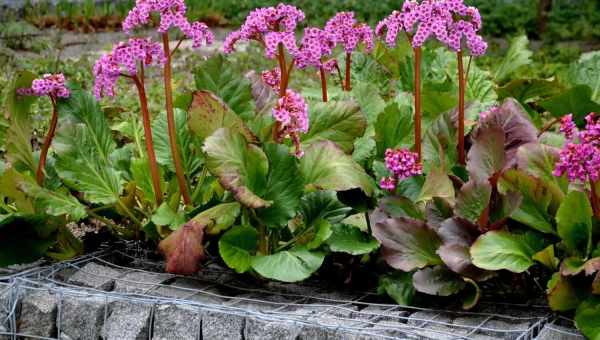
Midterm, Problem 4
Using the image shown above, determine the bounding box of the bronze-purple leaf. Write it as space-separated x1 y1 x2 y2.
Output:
372 217 443 271
159 220 207 275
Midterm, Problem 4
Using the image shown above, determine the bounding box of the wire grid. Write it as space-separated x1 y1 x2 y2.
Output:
1 245 553 340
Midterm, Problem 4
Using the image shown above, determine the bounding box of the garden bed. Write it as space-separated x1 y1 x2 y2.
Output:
0 244 581 340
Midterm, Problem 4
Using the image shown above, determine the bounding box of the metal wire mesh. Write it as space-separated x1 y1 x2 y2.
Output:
0 244 563 340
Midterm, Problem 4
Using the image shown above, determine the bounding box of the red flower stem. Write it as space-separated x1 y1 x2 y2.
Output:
591 179 600 219
457 51 466 166
36 96 58 186
277 43 288 97
162 33 192 206
537 117 562 138
334 63 344 89
319 66 328 102
132 75 163 205
414 46 422 162
344 52 352 91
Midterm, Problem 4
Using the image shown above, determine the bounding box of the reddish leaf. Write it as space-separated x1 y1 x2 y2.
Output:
159 220 207 275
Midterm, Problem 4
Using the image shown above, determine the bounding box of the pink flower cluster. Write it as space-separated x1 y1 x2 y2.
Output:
273 90 309 134
122 0 214 48
93 38 166 99
295 27 336 69
324 12 374 54
224 4 305 55
17 73 70 98
380 148 423 191
376 0 487 56
479 106 499 121
554 113 600 183
261 67 281 91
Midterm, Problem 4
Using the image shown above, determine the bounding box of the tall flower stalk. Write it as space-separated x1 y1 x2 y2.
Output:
123 0 214 206
94 38 166 205
17 74 70 185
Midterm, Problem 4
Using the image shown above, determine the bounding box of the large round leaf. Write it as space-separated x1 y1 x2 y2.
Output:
326 224 379 255
412 266 466 296
300 141 375 196
256 143 304 227
454 180 492 225
374 102 414 157
576 296 600 340
547 272 581 312
372 217 443 271
193 202 241 235
301 100 367 154
417 167 455 205
471 230 545 273
251 247 325 283
203 128 270 209
378 272 415 306
219 225 257 273
467 124 506 181
556 191 593 257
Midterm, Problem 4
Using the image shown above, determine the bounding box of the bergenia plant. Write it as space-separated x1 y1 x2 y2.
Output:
324 11 374 92
17 74 70 185
295 27 338 102
554 113 600 218
122 0 214 206
224 4 310 157
376 0 487 163
93 37 166 205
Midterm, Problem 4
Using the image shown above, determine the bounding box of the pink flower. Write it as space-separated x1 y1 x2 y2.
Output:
376 0 487 56
17 73 70 98
294 27 336 70
380 148 422 191
93 38 166 100
265 31 299 59
324 12 374 53
223 4 305 55
554 113 600 183
322 59 339 74
479 106 499 122
122 0 214 49
273 89 309 134
261 67 281 91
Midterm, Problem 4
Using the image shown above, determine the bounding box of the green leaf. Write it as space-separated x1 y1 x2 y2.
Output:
412 266 466 297
516 143 568 195
556 191 593 257
203 128 270 209
300 191 352 227
462 278 481 310
306 219 333 249
4 71 38 173
151 203 186 230
131 158 165 205
193 202 241 235
219 225 257 273
471 230 545 273
194 55 255 120
540 85 600 124
326 224 379 255
20 180 87 222
372 217 443 271
575 296 600 340
566 52 600 103
256 143 303 227
467 124 506 181
422 110 457 173
465 63 497 106
533 245 559 270
300 141 375 196
497 78 563 103
494 35 533 82
454 180 492 225
54 90 124 205
378 272 415 306
352 81 386 124
187 90 256 143
301 100 367 154
547 272 581 312
417 167 455 205
0 214 62 266
251 247 325 283
499 170 559 234
374 102 414 157
153 108 202 176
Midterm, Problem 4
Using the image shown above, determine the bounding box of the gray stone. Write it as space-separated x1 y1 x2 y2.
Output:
244 317 302 340
101 301 152 340
150 278 222 305
406 312 457 340
202 310 245 340
152 304 202 340
452 316 531 340
297 315 368 340
353 305 410 323
0 287 19 340
370 320 414 339
59 295 107 340
67 263 122 290
114 271 173 294
535 324 585 340
18 290 58 338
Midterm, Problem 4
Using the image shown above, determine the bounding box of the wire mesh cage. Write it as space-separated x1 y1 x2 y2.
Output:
0 244 566 340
